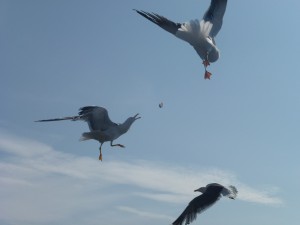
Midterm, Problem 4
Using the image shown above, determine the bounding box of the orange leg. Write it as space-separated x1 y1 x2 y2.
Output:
202 59 210 67
202 54 212 79
110 141 125 148
99 144 103 161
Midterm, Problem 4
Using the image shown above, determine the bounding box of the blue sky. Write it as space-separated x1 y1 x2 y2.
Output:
1 0 300 224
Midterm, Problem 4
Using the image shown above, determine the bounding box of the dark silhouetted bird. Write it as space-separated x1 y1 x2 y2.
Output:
173 183 237 225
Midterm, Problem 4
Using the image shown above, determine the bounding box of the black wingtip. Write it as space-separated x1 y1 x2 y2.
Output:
34 119 49 122
35 119 47 122
133 9 145 16
133 9 141 14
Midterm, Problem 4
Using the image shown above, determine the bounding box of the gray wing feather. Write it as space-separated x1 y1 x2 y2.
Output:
173 184 223 225
172 193 221 225
35 106 117 131
202 0 227 37
35 116 80 122
134 9 181 35
79 106 117 131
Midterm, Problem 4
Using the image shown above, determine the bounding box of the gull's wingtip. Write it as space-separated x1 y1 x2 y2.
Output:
133 9 148 16
34 120 44 122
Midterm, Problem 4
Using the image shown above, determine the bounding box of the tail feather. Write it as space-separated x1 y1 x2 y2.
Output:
79 132 94 141
79 131 105 142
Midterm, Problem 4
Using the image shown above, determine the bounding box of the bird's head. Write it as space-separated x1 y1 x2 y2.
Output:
194 187 206 193
203 36 219 63
125 113 141 122
121 113 141 131
127 113 141 123
133 113 141 120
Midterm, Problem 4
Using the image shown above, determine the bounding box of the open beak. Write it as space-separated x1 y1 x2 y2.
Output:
134 113 141 120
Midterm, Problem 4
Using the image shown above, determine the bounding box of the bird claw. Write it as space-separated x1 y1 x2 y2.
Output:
99 153 102 161
204 70 212 80
119 144 125 148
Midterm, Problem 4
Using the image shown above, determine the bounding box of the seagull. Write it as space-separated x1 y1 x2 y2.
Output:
134 0 228 79
172 183 237 225
35 106 141 161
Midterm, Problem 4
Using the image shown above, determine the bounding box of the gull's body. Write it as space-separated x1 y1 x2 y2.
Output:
173 183 237 225
36 106 141 160
134 0 228 79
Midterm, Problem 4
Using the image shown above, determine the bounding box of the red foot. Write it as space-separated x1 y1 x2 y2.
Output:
202 60 210 67
204 71 212 80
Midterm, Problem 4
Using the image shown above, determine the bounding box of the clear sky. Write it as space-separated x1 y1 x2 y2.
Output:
1 0 300 225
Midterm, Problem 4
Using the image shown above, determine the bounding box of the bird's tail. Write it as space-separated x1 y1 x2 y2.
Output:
35 115 81 122
228 185 238 199
79 131 105 141
79 132 94 141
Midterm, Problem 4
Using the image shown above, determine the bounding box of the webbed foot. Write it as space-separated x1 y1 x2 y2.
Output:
204 70 212 80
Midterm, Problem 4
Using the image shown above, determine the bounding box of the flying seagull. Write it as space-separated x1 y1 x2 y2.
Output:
35 106 141 161
134 0 228 79
172 183 237 225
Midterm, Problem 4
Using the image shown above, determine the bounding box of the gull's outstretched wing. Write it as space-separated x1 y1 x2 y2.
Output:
172 186 222 225
35 116 79 122
79 106 117 131
201 0 228 37
134 9 182 35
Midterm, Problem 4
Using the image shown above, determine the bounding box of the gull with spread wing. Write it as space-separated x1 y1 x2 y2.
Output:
36 106 141 161
173 183 237 225
134 0 228 79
